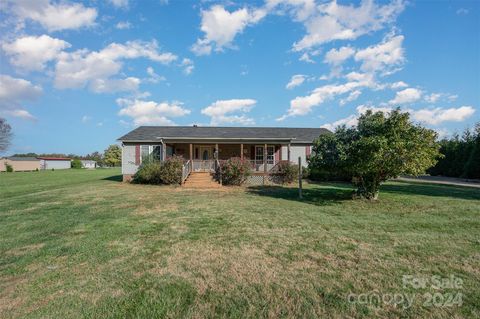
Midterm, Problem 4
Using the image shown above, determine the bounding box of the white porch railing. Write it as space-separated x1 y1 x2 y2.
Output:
248 160 275 172
192 160 215 172
181 160 191 184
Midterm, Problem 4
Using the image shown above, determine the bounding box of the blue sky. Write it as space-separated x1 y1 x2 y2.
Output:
0 0 478 155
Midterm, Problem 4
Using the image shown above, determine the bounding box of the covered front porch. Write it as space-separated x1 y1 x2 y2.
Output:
164 142 293 173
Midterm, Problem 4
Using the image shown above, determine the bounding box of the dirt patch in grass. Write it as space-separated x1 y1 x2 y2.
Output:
151 243 284 294
0 276 28 315
5 243 45 257
132 203 179 216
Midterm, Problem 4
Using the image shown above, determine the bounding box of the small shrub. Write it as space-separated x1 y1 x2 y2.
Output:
220 157 251 185
273 161 298 184
159 155 184 184
5 163 13 172
71 159 82 169
132 155 184 185
133 158 163 184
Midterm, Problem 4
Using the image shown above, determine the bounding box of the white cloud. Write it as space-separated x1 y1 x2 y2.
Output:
424 93 442 104
109 0 129 8
321 104 476 131
321 104 393 130
117 98 190 126
278 75 377 120
191 5 267 55
321 114 357 131
456 8 468 15
201 99 256 125
389 88 422 104
424 92 458 104
410 106 476 125
298 49 321 63
286 74 306 89
81 115 91 123
0 74 42 120
54 40 177 93
390 81 408 89
181 58 194 75
90 77 141 93
2 35 71 71
340 90 362 106
354 33 405 75
3 0 97 32
292 0 405 51
145 67 166 83
115 21 132 29
324 46 355 65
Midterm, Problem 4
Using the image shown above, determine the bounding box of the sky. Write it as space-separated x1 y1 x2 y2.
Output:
0 0 479 155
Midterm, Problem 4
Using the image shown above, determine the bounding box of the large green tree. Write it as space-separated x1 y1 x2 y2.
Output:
103 144 122 167
310 109 441 200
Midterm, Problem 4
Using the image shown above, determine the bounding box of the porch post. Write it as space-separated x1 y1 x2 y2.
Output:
189 143 193 170
162 142 167 161
287 143 291 162
240 143 243 160
263 143 268 173
215 143 219 159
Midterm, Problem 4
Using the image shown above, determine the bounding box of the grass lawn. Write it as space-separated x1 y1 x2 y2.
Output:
1 169 479 318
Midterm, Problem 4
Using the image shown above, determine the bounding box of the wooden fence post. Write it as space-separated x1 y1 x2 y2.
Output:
298 156 303 199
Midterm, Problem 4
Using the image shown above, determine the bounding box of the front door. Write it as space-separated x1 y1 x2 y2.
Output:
199 146 212 160
194 146 214 171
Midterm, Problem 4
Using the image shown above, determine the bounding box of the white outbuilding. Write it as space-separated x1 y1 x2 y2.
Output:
38 157 71 170
81 160 97 169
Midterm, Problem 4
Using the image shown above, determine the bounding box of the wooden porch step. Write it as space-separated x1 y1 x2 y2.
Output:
183 172 222 188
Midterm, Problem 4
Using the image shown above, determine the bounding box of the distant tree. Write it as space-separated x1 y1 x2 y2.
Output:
0 118 13 153
12 153 38 157
427 122 479 178
310 109 441 200
463 123 480 179
85 151 104 165
103 145 121 167
71 159 82 169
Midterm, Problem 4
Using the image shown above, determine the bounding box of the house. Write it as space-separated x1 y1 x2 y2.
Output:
118 126 329 183
81 160 97 169
0 157 40 172
38 157 71 170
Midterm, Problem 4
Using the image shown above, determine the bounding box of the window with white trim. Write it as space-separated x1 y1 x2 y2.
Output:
266 146 274 164
255 145 275 164
141 145 162 162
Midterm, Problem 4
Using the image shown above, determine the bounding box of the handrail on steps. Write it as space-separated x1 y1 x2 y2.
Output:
181 160 191 184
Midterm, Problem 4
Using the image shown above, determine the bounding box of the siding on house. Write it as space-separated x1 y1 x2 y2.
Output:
281 145 309 167
122 144 138 175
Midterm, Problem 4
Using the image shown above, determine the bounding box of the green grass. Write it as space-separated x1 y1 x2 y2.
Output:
0 169 479 318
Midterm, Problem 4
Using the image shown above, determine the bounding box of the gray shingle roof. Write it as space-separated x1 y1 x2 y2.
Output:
118 126 330 143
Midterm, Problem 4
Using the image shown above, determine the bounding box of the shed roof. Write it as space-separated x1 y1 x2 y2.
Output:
7 157 39 161
37 157 71 161
118 126 330 143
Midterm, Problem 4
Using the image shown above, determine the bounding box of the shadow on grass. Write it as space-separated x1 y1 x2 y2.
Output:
246 184 352 206
382 181 480 201
102 175 123 182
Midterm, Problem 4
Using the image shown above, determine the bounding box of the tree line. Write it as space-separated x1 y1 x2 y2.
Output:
427 123 480 179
